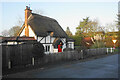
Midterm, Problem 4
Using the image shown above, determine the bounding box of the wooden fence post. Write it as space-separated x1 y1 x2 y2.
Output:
32 57 35 66
111 47 113 53
107 48 109 54
81 50 83 59
8 60 11 69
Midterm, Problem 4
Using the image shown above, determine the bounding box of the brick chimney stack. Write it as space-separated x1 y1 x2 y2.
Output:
25 6 32 37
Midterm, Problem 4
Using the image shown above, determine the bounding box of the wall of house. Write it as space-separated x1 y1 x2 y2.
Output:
29 26 37 39
20 26 67 53
38 36 54 53
38 36 67 53
67 42 74 49
38 37 45 43
43 44 53 54
20 25 37 39
60 38 67 51
51 37 55 43
37 36 51 43
20 27 25 36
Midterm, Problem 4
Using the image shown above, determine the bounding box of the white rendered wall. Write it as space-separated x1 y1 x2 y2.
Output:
20 25 37 39
68 42 74 49
61 38 66 50
46 36 50 43
20 27 25 36
53 49 58 53
51 37 55 43
43 44 54 54
38 36 56 43
28 26 37 39
38 36 67 53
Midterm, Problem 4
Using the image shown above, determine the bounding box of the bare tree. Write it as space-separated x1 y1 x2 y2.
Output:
9 26 21 37
104 23 118 32
16 16 24 27
1 30 10 37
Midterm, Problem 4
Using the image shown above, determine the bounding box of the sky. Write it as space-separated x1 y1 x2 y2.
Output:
0 0 119 35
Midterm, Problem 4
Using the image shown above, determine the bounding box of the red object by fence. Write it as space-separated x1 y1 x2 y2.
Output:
58 44 62 52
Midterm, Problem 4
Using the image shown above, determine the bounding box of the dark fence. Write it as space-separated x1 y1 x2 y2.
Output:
2 44 109 70
37 48 107 65
35 51 83 66
84 48 107 58
2 44 34 69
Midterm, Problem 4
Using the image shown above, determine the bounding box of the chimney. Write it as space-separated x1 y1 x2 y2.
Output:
25 6 32 37
50 32 54 36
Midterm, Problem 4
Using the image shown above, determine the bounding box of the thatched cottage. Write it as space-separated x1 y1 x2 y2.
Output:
17 6 74 53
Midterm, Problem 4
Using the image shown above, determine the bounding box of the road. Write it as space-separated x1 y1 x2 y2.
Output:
4 54 118 78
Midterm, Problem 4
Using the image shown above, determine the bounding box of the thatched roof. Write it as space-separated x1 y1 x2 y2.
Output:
27 13 68 38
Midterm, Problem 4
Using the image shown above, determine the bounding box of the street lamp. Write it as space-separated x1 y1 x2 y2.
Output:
112 39 117 49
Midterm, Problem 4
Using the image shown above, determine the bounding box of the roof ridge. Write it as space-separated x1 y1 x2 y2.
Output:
25 13 68 38
31 13 56 21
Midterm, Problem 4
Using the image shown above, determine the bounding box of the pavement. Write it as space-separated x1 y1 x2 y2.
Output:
3 54 118 78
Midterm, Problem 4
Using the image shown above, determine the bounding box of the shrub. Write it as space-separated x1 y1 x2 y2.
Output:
90 41 105 49
70 35 83 46
75 46 87 52
32 42 45 58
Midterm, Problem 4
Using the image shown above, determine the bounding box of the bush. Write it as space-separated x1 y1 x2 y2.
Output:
75 46 87 52
90 41 105 49
32 42 45 58
70 35 83 46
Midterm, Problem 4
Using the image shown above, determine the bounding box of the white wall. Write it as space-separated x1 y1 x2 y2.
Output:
20 25 37 39
38 36 62 44
29 26 37 39
61 38 66 50
46 36 50 43
38 35 54 53
38 36 67 53
20 27 25 36
38 35 52 43
51 37 55 43
43 44 54 54
68 42 74 49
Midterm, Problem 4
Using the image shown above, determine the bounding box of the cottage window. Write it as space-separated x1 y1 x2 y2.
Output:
45 45 50 52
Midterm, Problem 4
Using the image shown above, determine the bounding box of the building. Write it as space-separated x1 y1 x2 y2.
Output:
81 37 95 48
67 38 75 49
17 6 74 53
81 31 105 48
0 36 36 45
